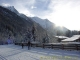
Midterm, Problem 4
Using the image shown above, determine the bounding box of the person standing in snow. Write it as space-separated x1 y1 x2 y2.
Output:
27 40 31 50
21 42 24 49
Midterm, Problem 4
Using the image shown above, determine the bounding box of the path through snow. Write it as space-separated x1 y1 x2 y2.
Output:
0 44 80 60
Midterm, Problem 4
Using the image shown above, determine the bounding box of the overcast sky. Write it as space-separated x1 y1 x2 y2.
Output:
0 0 80 30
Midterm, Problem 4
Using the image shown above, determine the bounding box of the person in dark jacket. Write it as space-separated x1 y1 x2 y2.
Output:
22 42 24 49
27 40 31 50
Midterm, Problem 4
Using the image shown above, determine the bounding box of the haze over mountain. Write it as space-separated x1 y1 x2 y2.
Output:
31 17 69 36
4 5 69 36
0 0 80 30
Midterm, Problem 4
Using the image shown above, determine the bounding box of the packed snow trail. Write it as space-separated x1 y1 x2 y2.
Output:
0 44 80 60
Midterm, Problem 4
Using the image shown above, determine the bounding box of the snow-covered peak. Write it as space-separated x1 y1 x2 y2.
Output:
1 5 19 14
6 6 15 11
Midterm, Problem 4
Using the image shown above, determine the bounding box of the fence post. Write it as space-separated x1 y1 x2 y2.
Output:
62 44 64 50
75 44 78 50
31 43 32 47
36 44 37 47
51 44 53 49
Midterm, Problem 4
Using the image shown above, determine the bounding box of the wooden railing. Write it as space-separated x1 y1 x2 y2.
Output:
14 42 80 50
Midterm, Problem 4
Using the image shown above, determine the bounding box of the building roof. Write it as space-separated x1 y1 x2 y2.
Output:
48 42 80 44
55 36 68 39
62 35 80 42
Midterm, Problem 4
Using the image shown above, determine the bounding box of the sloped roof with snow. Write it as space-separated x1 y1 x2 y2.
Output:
62 35 80 41
55 36 68 39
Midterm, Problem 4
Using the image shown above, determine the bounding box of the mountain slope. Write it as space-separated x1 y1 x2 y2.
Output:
0 6 49 44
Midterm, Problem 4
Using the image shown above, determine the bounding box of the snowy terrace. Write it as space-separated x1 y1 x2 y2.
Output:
0 44 80 60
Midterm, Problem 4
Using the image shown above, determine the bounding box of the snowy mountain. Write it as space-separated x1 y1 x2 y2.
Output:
0 6 49 43
2 5 78 37
0 5 79 44
1 5 69 36
2 6 19 15
2 5 32 21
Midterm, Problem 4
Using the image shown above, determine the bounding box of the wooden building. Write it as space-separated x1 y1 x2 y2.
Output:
55 36 68 42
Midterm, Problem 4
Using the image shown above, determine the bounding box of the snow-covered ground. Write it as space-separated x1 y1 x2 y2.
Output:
0 44 80 60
